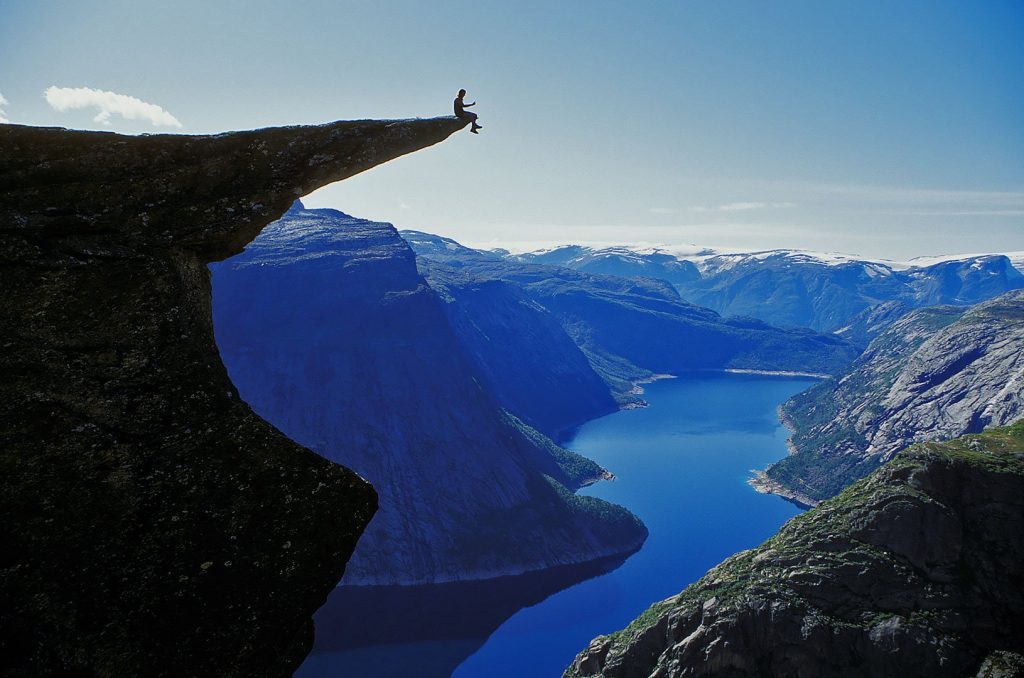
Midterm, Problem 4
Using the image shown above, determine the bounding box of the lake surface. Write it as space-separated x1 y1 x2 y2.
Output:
298 373 812 677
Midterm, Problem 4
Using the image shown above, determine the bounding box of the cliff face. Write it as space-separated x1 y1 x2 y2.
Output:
0 118 466 676
567 422 1024 678
211 205 646 586
418 258 619 439
764 291 1024 504
832 299 913 348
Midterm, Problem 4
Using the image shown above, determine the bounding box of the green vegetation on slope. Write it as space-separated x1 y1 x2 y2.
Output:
567 421 1024 677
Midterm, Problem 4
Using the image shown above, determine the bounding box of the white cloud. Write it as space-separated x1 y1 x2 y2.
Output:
44 86 182 128
649 207 676 214
0 92 9 123
690 201 795 212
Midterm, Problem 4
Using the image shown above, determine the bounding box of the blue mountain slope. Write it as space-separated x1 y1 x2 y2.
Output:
211 204 646 585
404 232 861 384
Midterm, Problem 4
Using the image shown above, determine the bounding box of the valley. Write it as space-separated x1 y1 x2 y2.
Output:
298 374 811 677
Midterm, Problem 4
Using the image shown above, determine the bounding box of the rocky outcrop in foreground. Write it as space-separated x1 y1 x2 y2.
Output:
0 117 466 676
762 290 1024 504
567 421 1024 678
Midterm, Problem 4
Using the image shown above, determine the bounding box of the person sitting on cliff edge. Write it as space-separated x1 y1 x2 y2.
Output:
454 89 482 134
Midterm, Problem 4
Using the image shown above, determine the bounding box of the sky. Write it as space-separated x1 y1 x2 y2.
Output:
2 0 1022 259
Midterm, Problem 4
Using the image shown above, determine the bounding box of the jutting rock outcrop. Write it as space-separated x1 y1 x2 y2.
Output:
567 421 1024 678
0 117 466 676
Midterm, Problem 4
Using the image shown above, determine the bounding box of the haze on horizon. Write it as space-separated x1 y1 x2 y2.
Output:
2 0 1021 260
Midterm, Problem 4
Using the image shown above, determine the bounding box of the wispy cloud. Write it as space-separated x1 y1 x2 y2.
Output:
690 201 795 212
44 86 182 128
757 180 1024 209
890 209 1024 217
649 207 676 214
0 92 9 123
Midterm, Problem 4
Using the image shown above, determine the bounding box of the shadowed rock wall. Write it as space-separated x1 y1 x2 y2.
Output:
0 117 466 676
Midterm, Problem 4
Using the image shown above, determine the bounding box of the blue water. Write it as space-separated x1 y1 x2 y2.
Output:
299 373 811 677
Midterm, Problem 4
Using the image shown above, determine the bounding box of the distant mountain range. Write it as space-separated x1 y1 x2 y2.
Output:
403 229 1024 512
504 243 1024 334
403 232 861 394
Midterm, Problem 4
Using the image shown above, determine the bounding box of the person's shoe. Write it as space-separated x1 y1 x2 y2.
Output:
471 128 479 134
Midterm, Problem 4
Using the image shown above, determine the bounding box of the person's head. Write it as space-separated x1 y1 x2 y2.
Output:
458 89 466 97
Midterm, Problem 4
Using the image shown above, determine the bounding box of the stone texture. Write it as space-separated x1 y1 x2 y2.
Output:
0 117 466 676
765 291 1024 503
566 422 1024 678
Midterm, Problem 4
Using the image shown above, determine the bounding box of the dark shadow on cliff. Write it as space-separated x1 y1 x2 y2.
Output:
298 553 633 678
0 117 467 677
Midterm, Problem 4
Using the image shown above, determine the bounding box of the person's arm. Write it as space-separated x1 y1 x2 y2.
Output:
464 101 476 108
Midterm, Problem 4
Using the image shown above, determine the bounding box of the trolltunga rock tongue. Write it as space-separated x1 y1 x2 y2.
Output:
0 116 466 676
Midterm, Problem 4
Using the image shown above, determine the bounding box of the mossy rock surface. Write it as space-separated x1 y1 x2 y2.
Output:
566 422 1024 677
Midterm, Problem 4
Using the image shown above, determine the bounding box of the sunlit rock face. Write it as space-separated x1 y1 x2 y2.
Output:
212 204 647 586
0 117 466 676
766 290 1024 504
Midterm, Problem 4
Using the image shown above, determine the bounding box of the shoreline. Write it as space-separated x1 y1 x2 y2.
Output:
578 469 616 488
613 369 821 508
620 373 676 410
720 368 832 379
626 372 676 396
748 387 818 508
747 471 819 510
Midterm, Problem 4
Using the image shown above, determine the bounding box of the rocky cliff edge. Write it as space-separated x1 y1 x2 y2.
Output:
0 117 466 676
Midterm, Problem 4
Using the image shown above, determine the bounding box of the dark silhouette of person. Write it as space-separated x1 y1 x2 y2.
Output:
454 89 482 133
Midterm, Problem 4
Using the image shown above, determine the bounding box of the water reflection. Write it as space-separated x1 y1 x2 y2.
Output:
298 553 633 678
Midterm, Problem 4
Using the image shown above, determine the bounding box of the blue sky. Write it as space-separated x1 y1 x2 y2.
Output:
2 0 1022 258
